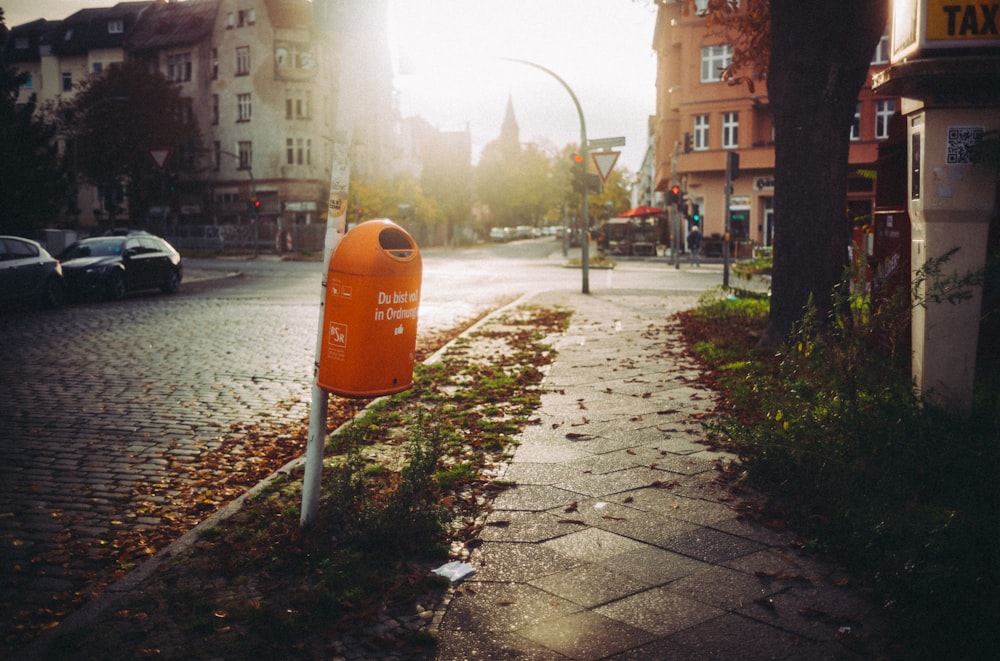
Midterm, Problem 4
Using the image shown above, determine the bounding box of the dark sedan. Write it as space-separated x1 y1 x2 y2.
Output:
0 235 66 308
58 234 182 300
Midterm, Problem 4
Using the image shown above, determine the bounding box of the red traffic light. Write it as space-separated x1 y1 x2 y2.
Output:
572 153 584 163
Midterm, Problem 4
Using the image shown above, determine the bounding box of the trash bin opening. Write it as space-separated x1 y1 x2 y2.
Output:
379 227 416 259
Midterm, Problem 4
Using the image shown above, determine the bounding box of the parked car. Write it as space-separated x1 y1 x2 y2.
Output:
0 235 66 308
58 234 182 301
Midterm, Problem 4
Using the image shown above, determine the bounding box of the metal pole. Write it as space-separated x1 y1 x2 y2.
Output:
219 149 256 254
723 153 733 289
499 58 589 294
301 1 362 527
671 141 680 269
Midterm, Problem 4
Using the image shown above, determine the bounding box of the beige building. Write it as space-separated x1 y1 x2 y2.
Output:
653 0 898 257
4 0 399 248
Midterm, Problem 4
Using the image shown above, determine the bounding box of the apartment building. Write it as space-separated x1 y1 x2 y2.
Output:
4 0 398 239
653 0 898 255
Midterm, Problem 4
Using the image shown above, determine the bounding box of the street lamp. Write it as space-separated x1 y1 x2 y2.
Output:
499 58 592 294
218 149 258 257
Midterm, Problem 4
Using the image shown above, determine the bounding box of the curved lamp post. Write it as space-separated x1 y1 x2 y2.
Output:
499 58 591 294
219 149 258 256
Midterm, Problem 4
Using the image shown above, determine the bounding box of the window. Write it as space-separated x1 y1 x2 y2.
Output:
875 99 895 139
722 112 739 149
236 46 250 76
700 45 732 83
22 73 33 89
237 93 251 122
871 33 889 65
226 12 235 29
694 114 709 150
61 72 73 91
238 141 252 170
166 53 192 82
275 43 317 71
695 0 738 14
92 62 103 75
108 19 123 34
213 141 221 171
210 48 218 80
181 98 194 125
286 138 312 165
238 9 256 26
850 103 861 141
285 89 311 119
211 94 219 125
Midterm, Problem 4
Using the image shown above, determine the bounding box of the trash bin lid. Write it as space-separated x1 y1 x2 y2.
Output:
329 219 420 275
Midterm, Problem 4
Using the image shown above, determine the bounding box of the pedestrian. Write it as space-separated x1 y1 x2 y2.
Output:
687 226 702 266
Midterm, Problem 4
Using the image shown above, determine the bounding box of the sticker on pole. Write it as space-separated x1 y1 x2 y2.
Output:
591 150 620 183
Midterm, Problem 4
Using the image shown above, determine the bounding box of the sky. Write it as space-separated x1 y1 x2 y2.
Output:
3 0 659 173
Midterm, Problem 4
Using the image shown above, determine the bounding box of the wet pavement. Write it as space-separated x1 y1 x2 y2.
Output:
432 289 881 660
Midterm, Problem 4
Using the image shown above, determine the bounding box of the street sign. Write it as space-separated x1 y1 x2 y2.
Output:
591 150 620 182
149 148 172 171
589 136 626 150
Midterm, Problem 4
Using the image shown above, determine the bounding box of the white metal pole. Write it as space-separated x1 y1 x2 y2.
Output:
301 1 363 527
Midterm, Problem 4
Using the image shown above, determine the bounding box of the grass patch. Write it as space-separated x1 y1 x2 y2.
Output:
677 289 1000 660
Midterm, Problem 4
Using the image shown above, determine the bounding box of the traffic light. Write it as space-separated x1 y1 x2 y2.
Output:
691 203 701 223
667 185 680 206
683 132 692 154
571 153 587 193
678 190 689 216
249 197 260 212
727 151 740 180
570 153 602 194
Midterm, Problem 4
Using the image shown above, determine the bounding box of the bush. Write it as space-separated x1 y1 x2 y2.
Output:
680 285 1000 660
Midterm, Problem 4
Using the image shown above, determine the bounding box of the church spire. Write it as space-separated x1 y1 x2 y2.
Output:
500 95 520 149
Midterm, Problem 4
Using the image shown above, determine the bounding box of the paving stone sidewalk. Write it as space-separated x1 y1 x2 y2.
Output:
432 289 881 660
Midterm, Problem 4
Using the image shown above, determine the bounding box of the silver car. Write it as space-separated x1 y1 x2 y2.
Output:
0 235 66 309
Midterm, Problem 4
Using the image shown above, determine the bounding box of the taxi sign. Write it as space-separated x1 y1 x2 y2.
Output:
892 0 1000 62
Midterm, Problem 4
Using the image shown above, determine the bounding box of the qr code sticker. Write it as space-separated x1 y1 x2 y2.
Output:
946 126 984 164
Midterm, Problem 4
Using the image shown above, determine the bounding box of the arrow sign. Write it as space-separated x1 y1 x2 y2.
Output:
591 150 620 183
149 148 172 171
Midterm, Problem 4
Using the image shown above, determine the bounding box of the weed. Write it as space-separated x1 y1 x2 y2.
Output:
680 274 1000 660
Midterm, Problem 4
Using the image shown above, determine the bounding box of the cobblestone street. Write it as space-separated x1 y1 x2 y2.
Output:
0 270 319 650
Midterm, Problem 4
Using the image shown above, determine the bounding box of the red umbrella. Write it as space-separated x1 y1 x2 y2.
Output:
619 205 665 217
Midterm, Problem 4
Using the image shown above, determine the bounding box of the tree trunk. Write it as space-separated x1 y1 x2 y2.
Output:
760 0 888 346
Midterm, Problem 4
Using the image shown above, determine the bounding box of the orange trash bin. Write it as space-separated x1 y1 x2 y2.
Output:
317 219 422 397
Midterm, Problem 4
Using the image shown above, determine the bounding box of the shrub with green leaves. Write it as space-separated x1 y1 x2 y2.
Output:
681 278 999 661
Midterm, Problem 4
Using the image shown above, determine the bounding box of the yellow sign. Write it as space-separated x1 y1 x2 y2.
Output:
892 0 1000 61
926 1 999 39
